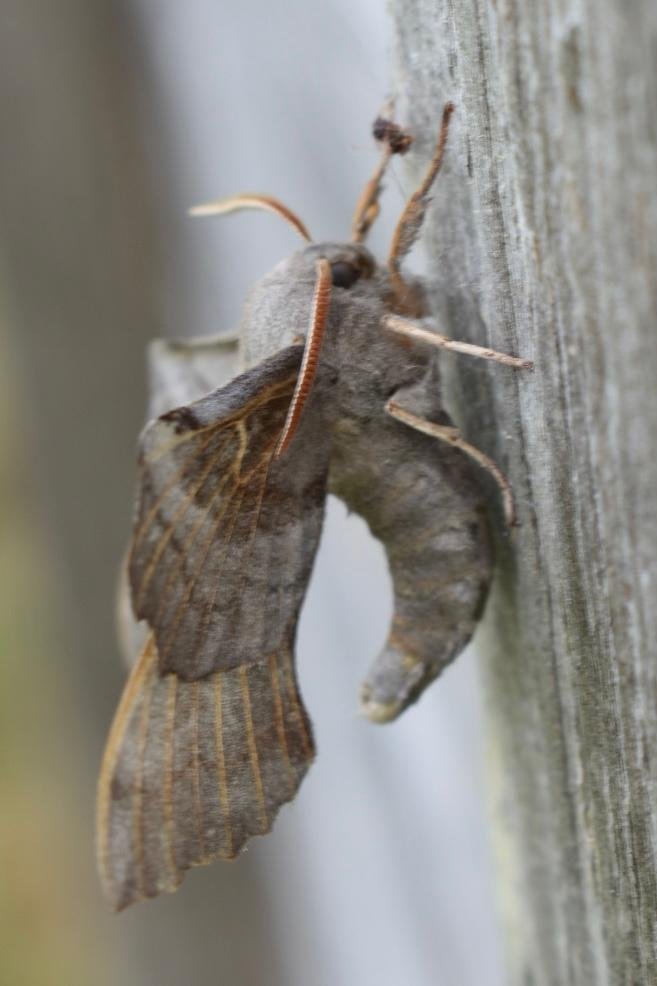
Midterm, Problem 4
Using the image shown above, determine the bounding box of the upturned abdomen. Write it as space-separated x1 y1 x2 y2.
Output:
329 402 493 722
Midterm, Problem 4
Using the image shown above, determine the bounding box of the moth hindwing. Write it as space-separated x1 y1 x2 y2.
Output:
129 344 334 679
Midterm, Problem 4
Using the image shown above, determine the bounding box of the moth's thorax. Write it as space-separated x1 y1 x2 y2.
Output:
239 242 430 409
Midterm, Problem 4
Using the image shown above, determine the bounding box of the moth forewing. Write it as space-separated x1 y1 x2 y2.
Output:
128 345 336 681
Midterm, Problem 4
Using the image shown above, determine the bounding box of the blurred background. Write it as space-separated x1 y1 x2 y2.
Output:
0 1 504 983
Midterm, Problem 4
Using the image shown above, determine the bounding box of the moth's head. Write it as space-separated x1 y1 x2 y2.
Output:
300 241 376 290
187 108 452 454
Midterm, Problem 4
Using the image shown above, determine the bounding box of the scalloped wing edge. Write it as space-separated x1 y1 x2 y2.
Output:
96 633 314 910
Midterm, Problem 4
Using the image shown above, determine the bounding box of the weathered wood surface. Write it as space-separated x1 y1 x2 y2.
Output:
392 2 657 983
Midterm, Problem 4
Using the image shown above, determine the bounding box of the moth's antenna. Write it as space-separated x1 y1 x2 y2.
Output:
275 258 332 458
189 193 312 243
387 102 455 298
351 108 413 244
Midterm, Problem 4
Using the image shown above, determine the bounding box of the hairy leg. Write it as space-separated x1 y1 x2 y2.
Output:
385 400 517 527
385 314 534 371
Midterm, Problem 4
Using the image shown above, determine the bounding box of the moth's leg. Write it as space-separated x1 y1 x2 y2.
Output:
384 314 534 371
351 110 413 243
385 400 516 527
330 400 493 723
387 102 454 300
351 145 393 243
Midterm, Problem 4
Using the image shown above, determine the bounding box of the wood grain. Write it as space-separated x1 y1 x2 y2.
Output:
392 1 657 981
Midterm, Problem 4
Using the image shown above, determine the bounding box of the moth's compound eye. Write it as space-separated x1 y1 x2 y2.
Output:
330 261 361 289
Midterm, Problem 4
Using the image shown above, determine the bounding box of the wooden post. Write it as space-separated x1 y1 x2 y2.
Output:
392 2 657 982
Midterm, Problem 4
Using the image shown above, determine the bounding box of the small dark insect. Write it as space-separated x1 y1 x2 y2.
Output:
97 102 533 910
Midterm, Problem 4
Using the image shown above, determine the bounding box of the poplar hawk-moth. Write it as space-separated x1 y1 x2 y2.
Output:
97 105 532 910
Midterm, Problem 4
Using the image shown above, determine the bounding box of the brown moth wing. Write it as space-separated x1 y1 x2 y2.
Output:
117 334 241 672
129 344 335 679
97 632 314 911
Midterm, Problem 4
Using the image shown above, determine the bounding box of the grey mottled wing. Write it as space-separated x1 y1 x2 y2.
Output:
117 334 240 670
128 344 335 679
97 631 313 910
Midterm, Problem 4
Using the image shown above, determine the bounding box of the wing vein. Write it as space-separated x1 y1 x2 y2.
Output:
269 652 295 793
158 481 248 666
162 672 179 886
191 680 207 861
192 455 272 656
150 468 235 634
213 673 233 856
134 433 235 608
132 428 220 552
282 643 313 761
132 653 156 901
240 667 268 833
142 373 299 465
96 635 157 904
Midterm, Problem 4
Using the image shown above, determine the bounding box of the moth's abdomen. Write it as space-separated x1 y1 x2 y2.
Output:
330 412 493 722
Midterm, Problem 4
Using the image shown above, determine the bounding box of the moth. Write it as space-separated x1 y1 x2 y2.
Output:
97 103 532 910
